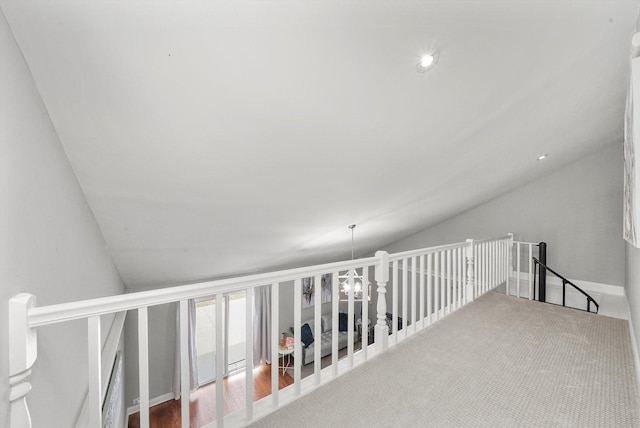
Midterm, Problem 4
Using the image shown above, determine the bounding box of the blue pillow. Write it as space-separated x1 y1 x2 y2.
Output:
339 313 349 332
300 323 314 347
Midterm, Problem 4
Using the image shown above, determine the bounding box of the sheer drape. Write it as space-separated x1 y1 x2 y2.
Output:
173 299 199 398
253 285 271 366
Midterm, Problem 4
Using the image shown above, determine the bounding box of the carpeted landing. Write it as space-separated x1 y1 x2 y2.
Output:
249 292 640 427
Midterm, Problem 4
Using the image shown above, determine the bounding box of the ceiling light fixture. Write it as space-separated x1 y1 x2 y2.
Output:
339 224 371 301
417 51 438 73
537 153 549 161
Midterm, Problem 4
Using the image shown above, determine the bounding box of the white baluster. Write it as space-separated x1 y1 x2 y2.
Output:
528 243 534 300
269 285 278 408
362 267 369 357
402 259 408 339
440 251 445 317
427 253 433 323
452 248 458 310
217 292 226 426
331 272 339 377
461 247 466 304
483 243 488 293
411 257 417 334
434 252 440 319
460 247 465 305
294 278 303 391
492 241 497 288
88 316 102 428
138 307 149 428
315 273 324 376
517 243 521 298
9 294 37 428
497 241 501 288
446 250 452 314
482 243 487 293
392 260 398 342
498 241 502 287
179 300 190 428
508 235 514 289
497 240 501 288
503 239 507 286
419 255 425 328
245 289 254 422
374 251 389 352
484 243 489 292
466 239 475 302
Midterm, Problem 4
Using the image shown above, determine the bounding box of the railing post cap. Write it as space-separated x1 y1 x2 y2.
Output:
375 251 389 282
9 293 38 376
11 293 36 305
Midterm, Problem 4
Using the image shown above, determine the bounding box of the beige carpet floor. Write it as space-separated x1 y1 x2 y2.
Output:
249 292 640 427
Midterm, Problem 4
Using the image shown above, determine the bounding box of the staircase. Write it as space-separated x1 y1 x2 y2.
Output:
506 241 629 319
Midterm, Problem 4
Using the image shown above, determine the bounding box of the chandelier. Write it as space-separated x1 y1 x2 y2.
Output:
339 224 371 301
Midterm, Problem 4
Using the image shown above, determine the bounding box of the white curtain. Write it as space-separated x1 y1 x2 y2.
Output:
173 299 199 399
253 285 272 366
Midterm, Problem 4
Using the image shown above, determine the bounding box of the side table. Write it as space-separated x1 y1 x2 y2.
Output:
278 347 294 375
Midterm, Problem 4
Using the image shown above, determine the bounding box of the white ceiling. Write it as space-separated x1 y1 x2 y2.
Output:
2 1 637 289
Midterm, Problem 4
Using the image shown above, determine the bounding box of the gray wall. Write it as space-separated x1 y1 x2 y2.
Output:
124 302 177 407
625 244 640 367
383 144 624 288
0 8 125 427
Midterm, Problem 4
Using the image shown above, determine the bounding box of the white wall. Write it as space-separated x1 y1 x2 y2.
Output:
384 144 624 288
0 8 125 427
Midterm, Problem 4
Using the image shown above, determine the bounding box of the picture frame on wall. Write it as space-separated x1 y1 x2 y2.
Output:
625 56 640 248
301 274 332 308
302 277 314 308
321 273 332 304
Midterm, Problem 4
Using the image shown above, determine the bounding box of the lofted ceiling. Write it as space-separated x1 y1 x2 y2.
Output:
2 1 638 289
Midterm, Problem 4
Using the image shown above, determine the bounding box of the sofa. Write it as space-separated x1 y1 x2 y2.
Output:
291 314 359 365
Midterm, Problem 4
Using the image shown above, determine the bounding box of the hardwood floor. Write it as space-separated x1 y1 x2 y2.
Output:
128 364 293 428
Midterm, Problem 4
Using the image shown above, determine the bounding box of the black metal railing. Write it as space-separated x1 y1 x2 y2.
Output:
532 257 599 314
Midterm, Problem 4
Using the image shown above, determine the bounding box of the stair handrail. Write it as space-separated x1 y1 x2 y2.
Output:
532 257 599 314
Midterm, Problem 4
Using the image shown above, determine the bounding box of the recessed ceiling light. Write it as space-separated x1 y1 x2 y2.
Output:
421 54 434 68
417 51 438 73
537 154 548 161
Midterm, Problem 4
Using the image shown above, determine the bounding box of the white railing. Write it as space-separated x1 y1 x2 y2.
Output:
505 240 539 300
9 235 512 428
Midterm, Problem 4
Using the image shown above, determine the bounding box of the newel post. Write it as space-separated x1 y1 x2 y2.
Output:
374 250 390 353
465 239 475 303
9 293 37 428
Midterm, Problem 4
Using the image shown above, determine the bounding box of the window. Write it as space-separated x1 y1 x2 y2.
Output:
195 292 247 385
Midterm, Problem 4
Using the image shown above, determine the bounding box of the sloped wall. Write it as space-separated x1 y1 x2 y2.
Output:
384 144 624 288
0 8 125 427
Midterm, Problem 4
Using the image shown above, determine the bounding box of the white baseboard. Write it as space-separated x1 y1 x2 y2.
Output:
125 392 175 420
506 274 628 318
508 273 624 296
545 277 625 297
626 299 640 395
